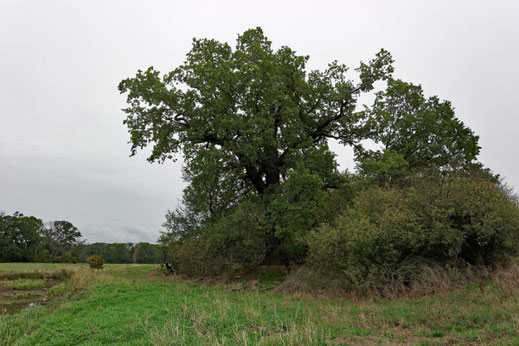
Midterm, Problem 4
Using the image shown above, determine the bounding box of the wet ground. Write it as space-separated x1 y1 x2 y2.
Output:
0 265 77 316
0 290 46 315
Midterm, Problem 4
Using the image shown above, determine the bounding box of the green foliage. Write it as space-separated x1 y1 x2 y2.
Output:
119 27 512 280
355 78 489 189
86 255 105 269
41 220 82 262
61 252 77 263
132 242 162 264
78 242 134 263
356 150 409 186
0 212 44 262
268 167 328 262
167 237 225 278
0 211 84 263
36 249 52 263
309 175 519 287
160 187 205 244
165 171 333 269
120 27 394 263
363 78 480 170
205 198 266 267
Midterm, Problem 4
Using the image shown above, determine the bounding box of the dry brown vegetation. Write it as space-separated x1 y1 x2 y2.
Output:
276 262 519 300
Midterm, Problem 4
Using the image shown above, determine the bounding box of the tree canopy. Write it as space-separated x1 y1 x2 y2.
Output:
42 220 82 260
0 212 44 262
119 28 484 265
0 212 84 263
119 28 393 197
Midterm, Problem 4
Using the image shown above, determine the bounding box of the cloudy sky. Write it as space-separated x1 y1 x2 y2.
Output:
1 0 518 243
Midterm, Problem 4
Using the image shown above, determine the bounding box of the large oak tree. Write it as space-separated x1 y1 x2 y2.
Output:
119 28 479 264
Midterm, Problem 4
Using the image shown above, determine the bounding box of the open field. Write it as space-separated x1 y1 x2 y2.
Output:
1 263 519 345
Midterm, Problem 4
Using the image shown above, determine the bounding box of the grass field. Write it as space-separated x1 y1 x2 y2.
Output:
1 279 47 290
0 263 88 272
1 263 518 345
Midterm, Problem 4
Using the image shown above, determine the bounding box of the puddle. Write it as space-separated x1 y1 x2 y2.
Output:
0 291 45 315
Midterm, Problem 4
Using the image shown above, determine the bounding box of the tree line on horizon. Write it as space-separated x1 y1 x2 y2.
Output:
0 211 163 264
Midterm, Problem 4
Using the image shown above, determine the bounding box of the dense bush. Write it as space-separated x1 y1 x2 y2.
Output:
86 255 105 269
165 200 266 277
167 238 225 278
309 175 519 287
205 200 266 267
62 252 77 263
132 242 162 263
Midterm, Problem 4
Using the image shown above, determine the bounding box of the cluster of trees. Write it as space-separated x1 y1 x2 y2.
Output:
119 27 519 285
0 212 163 264
0 212 82 263
81 242 162 264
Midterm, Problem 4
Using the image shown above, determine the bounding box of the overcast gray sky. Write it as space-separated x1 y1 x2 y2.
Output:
1 0 518 243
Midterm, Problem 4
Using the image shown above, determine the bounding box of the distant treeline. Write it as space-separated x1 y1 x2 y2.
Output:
79 242 163 264
0 211 163 264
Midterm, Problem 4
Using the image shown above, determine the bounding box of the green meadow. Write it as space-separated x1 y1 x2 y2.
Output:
0 263 87 272
1 263 519 345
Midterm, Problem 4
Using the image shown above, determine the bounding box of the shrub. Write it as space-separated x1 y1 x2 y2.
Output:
205 199 266 267
309 175 519 288
168 238 224 278
165 198 266 277
62 252 77 263
132 242 162 264
36 249 52 263
86 255 105 269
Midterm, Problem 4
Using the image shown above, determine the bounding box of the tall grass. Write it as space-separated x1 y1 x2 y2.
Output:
2 263 519 344
276 262 517 299
0 269 74 281
67 268 116 291
1 279 47 290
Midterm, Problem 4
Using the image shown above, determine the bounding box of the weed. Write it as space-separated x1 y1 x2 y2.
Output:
144 319 186 345
47 283 70 297
0 269 74 281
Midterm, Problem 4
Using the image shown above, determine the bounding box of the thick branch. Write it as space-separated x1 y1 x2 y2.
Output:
244 166 265 194
311 101 347 142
